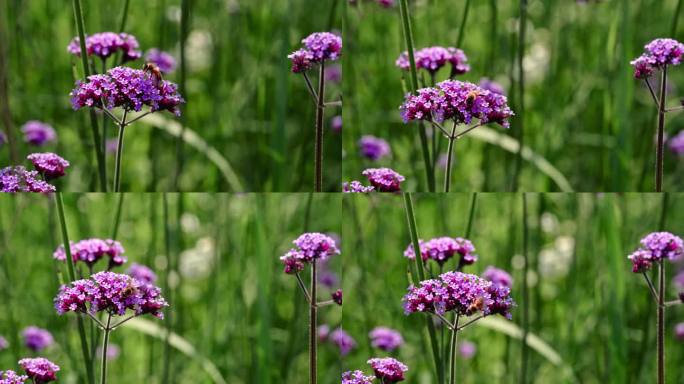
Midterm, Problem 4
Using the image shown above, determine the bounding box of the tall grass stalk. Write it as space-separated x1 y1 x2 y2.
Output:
398 0 435 192
519 193 529 384
455 0 471 48
56 192 96 384
314 63 326 192
174 0 190 190
512 0 527 191
110 193 125 240
655 68 667 192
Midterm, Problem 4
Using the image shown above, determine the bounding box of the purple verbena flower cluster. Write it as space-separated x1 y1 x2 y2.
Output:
367 357 408 383
26 153 69 180
628 232 684 273
361 168 405 192
67 32 141 62
288 32 342 73
54 271 168 319
332 289 343 305
482 266 513 288
18 358 59 384
359 135 391 161
280 233 340 274
21 327 53 352
70 66 184 116
21 121 56 146
0 166 55 194
404 237 478 266
403 271 515 319
368 326 403 352
127 263 157 284
396 46 469 75
145 49 177 73
630 38 684 79
0 370 28 384
400 80 514 128
324 328 356 356
342 181 375 193
478 77 506 95
53 238 126 268
342 370 375 384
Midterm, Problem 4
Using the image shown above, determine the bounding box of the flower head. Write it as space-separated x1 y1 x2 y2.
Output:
53 238 126 268
482 266 513 288
331 115 343 133
630 55 656 79
628 232 684 272
0 370 28 384
342 370 375 384
359 135 391 161
280 233 340 274
332 289 343 306
479 78 506 95
342 181 375 193
21 121 56 146
21 327 53 352
26 153 69 179
325 64 342 83
404 237 477 266
362 168 405 192
127 263 157 284
288 48 315 73
459 341 476 359
288 32 342 73
18 358 59 383
68 32 141 62
367 357 408 383
369 327 404 352
0 166 55 194
669 130 684 155
631 38 684 78
676 323 684 340
330 328 356 356
145 49 177 73
396 46 469 75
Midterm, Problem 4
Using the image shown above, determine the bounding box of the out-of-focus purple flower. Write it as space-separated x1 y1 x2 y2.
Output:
342 181 375 193
377 0 395 7
0 336 8 351
675 323 684 340
369 327 404 352
0 370 28 384
26 153 69 179
53 238 126 268
330 328 356 356
674 270 684 288
280 233 340 274
403 271 515 319
367 357 408 383
403 237 478 266
396 46 469 75
400 80 514 128
145 49 177 73
342 370 375 384
67 32 141 62
362 168 405 192
482 266 513 288
0 166 55 194
18 357 59 383
22 327 54 352
359 135 391 161
70 66 185 117
21 121 56 146
332 289 343 305
54 271 168 320
96 344 120 361
458 340 476 359
0 131 6 146
479 77 506 95
669 130 684 155
437 153 449 170
106 138 118 154
628 232 684 272
325 64 342 83
631 38 684 79
318 325 330 341
331 115 343 133
127 263 157 284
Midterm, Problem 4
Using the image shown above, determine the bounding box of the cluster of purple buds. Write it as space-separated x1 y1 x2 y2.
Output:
367 357 408 383
54 271 168 319
359 135 391 161
53 238 126 268
354 168 404 192
396 46 469 75
21 121 56 146
342 370 375 384
342 180 375 193
280 233 340 274
145 49 177 73
628 232 684 273
368 326 404 352
0 166 55 194
404 236 478 267
70 66 184 116
21 327 53 352
669 130 684 155
400 80 514 128
0 370 28 384
332 289 343 305
478 77 506 95
321 327 356 356
482 266 513 288
630 38 684 79
288 32 342 73
127 263 157 284
26 153 69 180
403 271 515 319
67 32 141 62
18 358 59 383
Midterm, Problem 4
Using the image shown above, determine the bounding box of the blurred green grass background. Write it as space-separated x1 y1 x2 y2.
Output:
342 193 684 383
343 0 684 192
0 0 342 192
0 193 342 383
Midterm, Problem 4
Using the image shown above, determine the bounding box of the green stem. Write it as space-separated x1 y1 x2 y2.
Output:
455 0 471 48
519 193 529 384
403 193 443 383
118 0 131 32
309 260 318 384
113 122 125 192
671 0 683 36
657 262 665 384
173 0 189 190
314 62 326 192
398 0 434 191
655 67 667 192
444 122 458 192
56 193 96 384
110 193 125 240
511 0 527 191
448 316 460 384
100 314 112 384
464 193 477 239
161 194 173 384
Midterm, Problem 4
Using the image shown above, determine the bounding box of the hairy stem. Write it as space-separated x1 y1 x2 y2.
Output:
314 63 326 192
100 314 112 384
309 260 318 384
113 122 126 192
657 262 665 384
448 316 460 384
655 67 667 192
